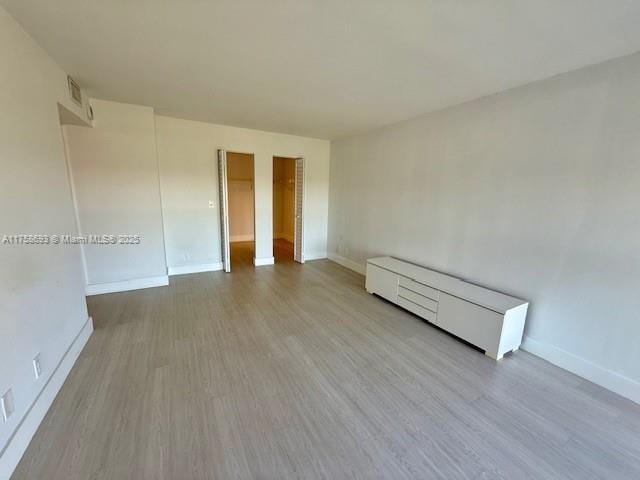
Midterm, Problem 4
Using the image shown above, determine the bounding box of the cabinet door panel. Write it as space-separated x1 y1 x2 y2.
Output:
365 264 398 303
437 292 502 352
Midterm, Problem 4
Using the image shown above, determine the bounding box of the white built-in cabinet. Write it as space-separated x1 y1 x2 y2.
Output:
365 257 529 360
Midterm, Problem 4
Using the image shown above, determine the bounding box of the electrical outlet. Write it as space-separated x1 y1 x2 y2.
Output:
1 389 15 422
33 354 42 379
208 200 215 208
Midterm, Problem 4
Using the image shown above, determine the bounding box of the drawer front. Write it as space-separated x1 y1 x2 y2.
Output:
397 296 437 323
365 264 398 303
437 292 503 352
398 286 438 313
398 276 439 301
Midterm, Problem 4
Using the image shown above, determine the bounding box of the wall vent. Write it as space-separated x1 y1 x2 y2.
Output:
67 76 82 106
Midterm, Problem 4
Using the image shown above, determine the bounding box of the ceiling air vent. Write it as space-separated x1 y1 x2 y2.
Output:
67 76 82 106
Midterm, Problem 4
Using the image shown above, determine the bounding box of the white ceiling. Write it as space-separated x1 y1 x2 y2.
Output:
4 1 640 139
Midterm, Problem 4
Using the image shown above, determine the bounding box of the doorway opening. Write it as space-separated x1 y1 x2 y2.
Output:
273 156 295 262
226 152 255 269
273 156 304 263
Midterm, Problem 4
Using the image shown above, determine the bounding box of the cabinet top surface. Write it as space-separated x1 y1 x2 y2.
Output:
367 256 528 314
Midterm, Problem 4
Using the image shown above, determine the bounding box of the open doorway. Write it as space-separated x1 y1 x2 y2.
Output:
273 156 304 263
226 152 255 268
273 157 295 262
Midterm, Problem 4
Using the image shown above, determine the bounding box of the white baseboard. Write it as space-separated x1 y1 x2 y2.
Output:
230 234 254 242
254 257 275 266
86 275 169 296
328 253 366 275
168 263 223 276
304 252 327 261
0 317 94 479
522 336 640 404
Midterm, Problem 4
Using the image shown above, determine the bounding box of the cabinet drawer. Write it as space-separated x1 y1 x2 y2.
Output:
398 276 439 301
398 286 438 312
365 264 398 302
397 296 437 323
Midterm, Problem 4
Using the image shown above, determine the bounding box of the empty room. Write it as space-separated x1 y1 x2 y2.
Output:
1 2 640 479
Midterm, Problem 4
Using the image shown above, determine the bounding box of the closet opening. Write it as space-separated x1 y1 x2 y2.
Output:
226 152 255 268
273 156 304 263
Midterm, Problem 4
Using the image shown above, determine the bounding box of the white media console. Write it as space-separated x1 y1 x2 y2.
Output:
365 257 529 360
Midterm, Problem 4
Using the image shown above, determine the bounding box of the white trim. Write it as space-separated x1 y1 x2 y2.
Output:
304 252 327 261
230 234 254 242
86 275 169 296
253 256 275 266
152 113 170 277
0 317 94 479
218 149 231 273
60 126 89 286
522 336 640 405
328 253 366 275
168 263 223 276
294 157 305 264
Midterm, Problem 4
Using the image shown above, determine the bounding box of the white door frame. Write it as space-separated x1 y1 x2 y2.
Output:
294 157 305 264
217 149 231 272
219 149 259 271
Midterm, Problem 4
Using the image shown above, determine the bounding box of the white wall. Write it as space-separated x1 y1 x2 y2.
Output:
155 115 330 269
63 100 168 288
329 52 640 403
0 6 92 476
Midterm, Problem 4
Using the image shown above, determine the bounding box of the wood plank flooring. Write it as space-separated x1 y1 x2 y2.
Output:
12 246 640 479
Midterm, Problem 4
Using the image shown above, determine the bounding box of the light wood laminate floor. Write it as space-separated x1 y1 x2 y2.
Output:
13 247 640 479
